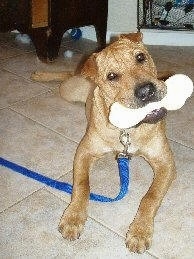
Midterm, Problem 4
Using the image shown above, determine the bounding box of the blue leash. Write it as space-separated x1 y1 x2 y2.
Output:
0 156 130 202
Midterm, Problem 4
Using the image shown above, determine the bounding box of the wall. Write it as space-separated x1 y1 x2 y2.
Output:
82 0 138 42
107 0 137 33
81 0 194 46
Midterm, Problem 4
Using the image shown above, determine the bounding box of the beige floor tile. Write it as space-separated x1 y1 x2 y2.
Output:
0 189 154 258
149 141 194 258
1 48 84 82
0 167 43 212
12 89 87 142
0 109 77 179
0 45 26 60
148 45 194 67
166 96 194 148
157 62 194 83
168 64 194 83
0 69 47 109
148 45 194 82
0 35 193 259
47 140 194 258
46 154 153 232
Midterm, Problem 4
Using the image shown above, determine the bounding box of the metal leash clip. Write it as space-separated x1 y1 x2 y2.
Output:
117 130 132 159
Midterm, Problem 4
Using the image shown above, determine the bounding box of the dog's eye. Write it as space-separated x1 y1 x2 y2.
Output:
107 72 119 81
136 53 146 63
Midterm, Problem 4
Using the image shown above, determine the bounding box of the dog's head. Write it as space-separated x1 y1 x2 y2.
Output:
81 32 168 124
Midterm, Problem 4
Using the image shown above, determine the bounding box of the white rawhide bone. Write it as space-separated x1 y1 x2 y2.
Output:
109 74 193 129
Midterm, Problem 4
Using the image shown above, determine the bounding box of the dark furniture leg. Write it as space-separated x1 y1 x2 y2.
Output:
30 28 49 62
95 23 107 51
30 27 64 62
47 27 64 61
0 0 108 62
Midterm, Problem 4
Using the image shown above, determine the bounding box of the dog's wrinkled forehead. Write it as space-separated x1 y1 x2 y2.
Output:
81 33 157 81
98 39 148 71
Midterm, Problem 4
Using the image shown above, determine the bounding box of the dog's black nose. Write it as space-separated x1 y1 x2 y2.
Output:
135 82 156 102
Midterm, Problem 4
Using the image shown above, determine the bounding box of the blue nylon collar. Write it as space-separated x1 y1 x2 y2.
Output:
0 156 130 202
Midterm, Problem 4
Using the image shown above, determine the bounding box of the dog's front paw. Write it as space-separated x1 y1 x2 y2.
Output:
58 206 87 241
125 220 153 254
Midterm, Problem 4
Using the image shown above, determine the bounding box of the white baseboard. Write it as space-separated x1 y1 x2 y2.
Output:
72 27 194 46
80 26 97 41
136 29 194 46
13 26 194 46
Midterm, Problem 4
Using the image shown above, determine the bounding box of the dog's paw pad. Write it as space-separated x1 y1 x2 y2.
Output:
58 221 82 240
58 211 86 241
126 233 152 254
125 223 153 253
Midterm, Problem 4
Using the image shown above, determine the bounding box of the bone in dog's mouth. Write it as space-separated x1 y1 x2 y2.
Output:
142 107 167 124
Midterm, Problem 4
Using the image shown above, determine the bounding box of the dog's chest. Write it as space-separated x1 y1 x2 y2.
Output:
117 134 139 155
102 128 139 155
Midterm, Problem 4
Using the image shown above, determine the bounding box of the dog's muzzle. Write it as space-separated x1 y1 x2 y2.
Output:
135 82 157 103
135 81 167 123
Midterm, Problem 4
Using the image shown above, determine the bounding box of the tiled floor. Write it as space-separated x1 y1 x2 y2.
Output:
0 32 193 259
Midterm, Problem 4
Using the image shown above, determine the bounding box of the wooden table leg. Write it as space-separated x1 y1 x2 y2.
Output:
29 27 64 62
47 27 64 61
95 23 107 50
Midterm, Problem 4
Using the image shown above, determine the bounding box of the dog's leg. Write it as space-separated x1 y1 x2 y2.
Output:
31 71 74 82
58 133 102 240
59 75 93 103
126 138 176 253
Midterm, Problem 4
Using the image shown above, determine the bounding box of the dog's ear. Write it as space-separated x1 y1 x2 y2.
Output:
81 53 98 80
120 32 143 42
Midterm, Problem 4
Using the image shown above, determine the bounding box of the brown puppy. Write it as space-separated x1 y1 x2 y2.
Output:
32 32 176 253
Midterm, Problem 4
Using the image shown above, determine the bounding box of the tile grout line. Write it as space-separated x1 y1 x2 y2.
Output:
1 66 59 89
88 216 159 258
0 180 161 259
48 188 160 259
0 88 55 110
1 178 160 258
1 38 192 259
0 187 46 214
0 167 73 214
8 106 194 150
168 138 194 151
0 49 35 62
8 106 80 145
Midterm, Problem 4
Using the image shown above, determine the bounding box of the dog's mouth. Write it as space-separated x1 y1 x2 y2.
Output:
142 107 167 124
